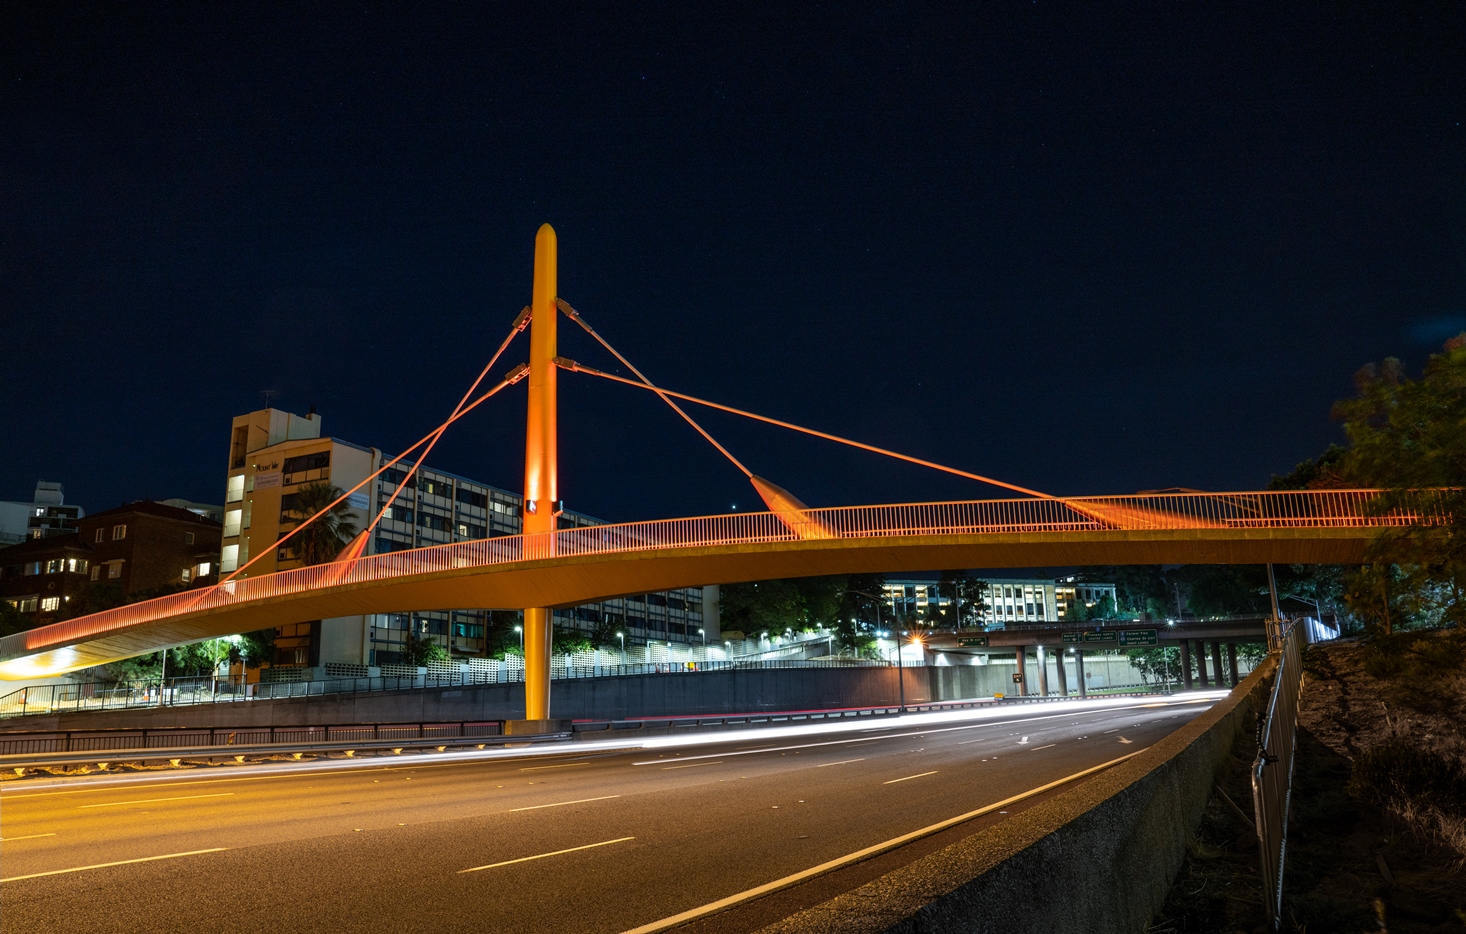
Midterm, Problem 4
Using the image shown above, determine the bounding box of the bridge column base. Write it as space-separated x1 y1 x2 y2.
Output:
504 719 572 737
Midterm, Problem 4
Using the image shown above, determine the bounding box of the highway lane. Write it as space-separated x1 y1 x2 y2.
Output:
0 693 1221 933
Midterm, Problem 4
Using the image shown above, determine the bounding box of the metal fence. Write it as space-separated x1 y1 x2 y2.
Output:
0 656 891 719
1251 619 1305 929
8 488 1442 659
0 720 506 757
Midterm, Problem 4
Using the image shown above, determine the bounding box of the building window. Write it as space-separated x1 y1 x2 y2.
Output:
107 563 122 579
23 561 40 576
95 528 105 543
223 509 242 538
185 531 196 545
281 450 331 485
112 524 127 541
12 595 38 613
46 559 63 574
198 561 212 577
418 477 452 498
68 558 87 573
226 473 246 503
456 489 488 508
220 544 239 573
41 596 60 612
90 566 100 581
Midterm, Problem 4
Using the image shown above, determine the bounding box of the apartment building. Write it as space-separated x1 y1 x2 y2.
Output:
222 407 713 668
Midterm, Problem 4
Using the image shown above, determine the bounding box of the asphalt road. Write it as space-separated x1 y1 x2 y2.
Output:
0 694 1219 933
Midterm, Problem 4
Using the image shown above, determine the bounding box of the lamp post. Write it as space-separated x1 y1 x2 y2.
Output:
617 631 625 665
845 588 903 712
698 627 706 647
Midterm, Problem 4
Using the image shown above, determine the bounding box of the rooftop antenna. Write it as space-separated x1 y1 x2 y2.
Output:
261 390 279 407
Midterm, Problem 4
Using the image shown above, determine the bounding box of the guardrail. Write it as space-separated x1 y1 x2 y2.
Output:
0 657 892 719
9 488 1438 658
1251 619 1305 930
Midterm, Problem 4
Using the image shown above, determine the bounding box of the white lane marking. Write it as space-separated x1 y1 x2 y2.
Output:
620 749 1147 933
507 794 620 812
1118 737 1134 744
662 761 723 770
1103 729 1119 734
883 771 938 785
1 848 226 883
0 833 57 842
1029 744 1057 751
79 793 235 809
459 836 634 872
817 758 865 767
518 762 589 771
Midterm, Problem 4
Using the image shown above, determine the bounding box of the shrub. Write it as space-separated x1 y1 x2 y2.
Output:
1349 740 1466 815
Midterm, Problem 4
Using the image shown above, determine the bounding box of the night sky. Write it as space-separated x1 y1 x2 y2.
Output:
4 4 1463 523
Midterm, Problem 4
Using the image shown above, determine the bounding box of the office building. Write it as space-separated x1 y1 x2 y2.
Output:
222 407 714 668
882 577 1118 627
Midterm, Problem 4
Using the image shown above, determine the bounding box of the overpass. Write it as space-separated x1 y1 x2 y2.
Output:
0 224 1444 721
0 489 1422 680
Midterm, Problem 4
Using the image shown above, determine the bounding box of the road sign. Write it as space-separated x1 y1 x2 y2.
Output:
1119 629 1158 646
1012 672 1023 683
1083 631 1118 644
1061 632 1082 644
958 636 988 647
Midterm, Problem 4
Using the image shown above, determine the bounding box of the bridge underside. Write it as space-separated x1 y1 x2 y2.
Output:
0 526 1369 678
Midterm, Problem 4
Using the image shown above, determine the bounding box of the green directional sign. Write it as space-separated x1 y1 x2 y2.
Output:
1061 632 1082 644
1083 631 1118 644
1119 629 1158 646
958 636 989 647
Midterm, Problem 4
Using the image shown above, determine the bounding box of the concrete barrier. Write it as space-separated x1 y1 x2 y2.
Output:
757 658 1276 934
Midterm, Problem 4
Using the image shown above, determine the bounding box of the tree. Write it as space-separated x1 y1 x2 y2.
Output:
719 579 805 636
284 482 360 566
1331 335 1466 630
1126 647 1183 685
402 632 450 665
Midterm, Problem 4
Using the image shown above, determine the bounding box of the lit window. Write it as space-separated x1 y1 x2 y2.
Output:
46 559 62 574
107 563 122 579
223 509 242 538
226 474 245 503
14 595 38 612
181 568 192 582
40 596 60 612
112 524 127 541
220 544 239 573
198 561 212 576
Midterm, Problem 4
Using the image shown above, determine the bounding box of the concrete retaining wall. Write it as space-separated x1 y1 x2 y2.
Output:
758 658 1276 934
5 666 945 732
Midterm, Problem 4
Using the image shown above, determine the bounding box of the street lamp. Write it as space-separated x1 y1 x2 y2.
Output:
845 588 904 712
514 624 523 654
698 627 706 647
617 631 625 665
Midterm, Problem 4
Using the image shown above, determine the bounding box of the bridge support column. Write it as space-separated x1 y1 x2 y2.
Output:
1075 648 1087 698
1054 648 1068 695
1195 640 1210 688
1180 640 1193 690
521 223 559 723
1226 642 1239 687
1211 641 1226 688
1036 645 1050 696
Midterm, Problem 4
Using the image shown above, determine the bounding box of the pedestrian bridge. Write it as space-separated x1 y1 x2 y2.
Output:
0 488 1428 678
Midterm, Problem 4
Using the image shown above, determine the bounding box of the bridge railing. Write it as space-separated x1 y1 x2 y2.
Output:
15 488 1443 657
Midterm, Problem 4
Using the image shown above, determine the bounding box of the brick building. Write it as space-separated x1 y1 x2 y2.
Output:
0 501 222 628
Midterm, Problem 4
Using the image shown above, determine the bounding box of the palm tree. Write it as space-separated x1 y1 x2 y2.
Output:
284 482 360 565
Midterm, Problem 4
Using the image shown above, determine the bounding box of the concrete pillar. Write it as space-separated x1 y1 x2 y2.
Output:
1195 640 1210 687
1014 645 1028 695
1036 645 1050 696
1180 640 1194 690
521 223 559 722
1211 641 1226 688
1227 642 1239 686
1075 648 1087 698
1055 648 1069 695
